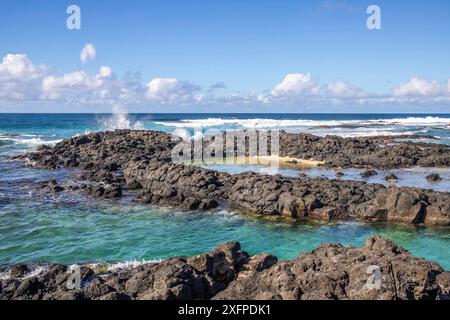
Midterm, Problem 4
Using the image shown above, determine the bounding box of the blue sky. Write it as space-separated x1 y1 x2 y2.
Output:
1 0 450 112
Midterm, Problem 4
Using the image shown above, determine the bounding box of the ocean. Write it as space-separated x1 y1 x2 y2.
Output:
0 113 449 270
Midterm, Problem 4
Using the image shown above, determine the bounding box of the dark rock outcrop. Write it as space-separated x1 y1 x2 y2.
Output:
361 170 378 178
279 131 450 169
214 236 450 300
16 130 450 226
1 237 448 300
385 174 399 182
426 173 442 182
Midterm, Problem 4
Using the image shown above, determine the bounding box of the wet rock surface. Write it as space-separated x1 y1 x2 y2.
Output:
427 173 442 182
1 237 448 300
16 130 450 226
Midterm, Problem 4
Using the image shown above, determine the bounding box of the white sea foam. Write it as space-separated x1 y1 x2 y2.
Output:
154 116 450 138
101 105 145 131
105 259 162 271
0 134 62 146
155 116 450 130
173 128 204 140
0 265 50 281
88 259 163 273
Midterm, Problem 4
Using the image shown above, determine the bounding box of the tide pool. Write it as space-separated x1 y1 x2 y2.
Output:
0 113 449 270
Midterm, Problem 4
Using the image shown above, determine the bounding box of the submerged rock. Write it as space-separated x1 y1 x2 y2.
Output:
1 237 448 300
361 170 378 178
427 173 442 182
384 174 399 183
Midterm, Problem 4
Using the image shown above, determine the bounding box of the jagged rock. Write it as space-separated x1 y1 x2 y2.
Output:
213 236 449 300
2 237 448 300
16 130 450 226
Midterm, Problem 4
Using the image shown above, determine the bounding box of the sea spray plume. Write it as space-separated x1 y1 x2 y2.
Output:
101 105 144 131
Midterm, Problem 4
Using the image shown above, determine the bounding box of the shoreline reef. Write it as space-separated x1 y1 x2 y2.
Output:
4 129 450 300
1 236 449 300
15 129 450 226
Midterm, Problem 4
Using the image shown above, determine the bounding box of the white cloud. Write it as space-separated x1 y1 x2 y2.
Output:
0 53 46 80
80 43 96 64
326 81 367 98
0 54 47 100
99 66 112 78
271 73 320 97
41 67 114 100
392 77 444 97
1 52 450 111
146 78 202 104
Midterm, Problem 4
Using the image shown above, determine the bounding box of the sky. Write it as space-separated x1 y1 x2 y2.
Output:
1 0 450 113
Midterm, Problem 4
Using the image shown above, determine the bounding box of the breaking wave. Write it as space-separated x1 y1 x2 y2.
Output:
153 116 450 138
100 106 145 131
155 116 450 129
0 134 62 146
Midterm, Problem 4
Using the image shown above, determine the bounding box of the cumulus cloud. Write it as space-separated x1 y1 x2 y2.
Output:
325 81 367 98
0 53 46 80
1 52 450 111
146 78 202 104
271 73 320 97
80 44 96 64
0 53 47 100
41 66 121 101
392 77 444 97
42 70 101 99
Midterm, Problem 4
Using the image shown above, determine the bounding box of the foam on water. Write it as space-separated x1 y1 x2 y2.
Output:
154 116 450 138
155 116 450 129
91 259 164 272
0 265 50 281
0 134 62 148
100 106 145 131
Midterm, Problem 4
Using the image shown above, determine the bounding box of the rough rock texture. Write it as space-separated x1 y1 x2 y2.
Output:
279 131 450 169
19 130 450 171
16 130 450 225
214 236 450 300
1 237 448 300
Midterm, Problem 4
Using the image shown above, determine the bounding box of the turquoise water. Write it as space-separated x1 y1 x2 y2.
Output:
0 113 449 269
1 200 449 269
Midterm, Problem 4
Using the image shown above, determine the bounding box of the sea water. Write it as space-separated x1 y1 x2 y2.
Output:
0 113 449 269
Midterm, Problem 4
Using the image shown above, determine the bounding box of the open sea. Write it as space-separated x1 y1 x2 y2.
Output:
0 113 449 270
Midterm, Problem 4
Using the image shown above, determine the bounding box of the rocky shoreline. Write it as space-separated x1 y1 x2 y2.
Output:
279 131 450 168
5 130 450 300
15 130 450 225
1 236 449 300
